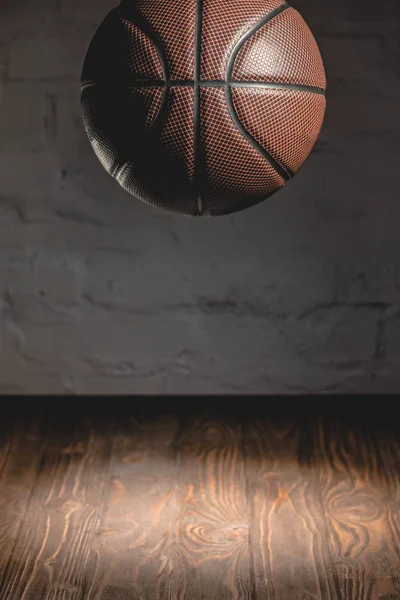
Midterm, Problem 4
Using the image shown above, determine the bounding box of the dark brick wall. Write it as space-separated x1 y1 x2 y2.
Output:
0 0 399 393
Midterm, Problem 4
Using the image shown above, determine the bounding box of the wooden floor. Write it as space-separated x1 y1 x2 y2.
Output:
0 399 399 600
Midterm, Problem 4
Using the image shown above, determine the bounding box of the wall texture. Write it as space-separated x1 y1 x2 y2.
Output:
0 0 399 394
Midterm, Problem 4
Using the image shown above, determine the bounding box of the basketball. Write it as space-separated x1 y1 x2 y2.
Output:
81 0 327 216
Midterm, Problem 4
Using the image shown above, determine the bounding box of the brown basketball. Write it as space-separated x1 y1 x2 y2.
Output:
81 0 327 216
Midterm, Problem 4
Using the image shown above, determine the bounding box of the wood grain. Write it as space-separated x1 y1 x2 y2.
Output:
0 407 114 600
243 414 329 600
175 407 252 599
1 402 400 600
243 409 400 600
0 408 48 584
89 410 182 600
300 414 400 600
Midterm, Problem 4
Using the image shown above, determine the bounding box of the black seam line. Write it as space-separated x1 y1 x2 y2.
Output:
129 80 325 95
225 89 293 181
154 85 170 131
118 1 169 82
226 2 290 83
227 82 325 95
117 2 170 129
81 80 326 96
194 0 204 216
225 1 293 181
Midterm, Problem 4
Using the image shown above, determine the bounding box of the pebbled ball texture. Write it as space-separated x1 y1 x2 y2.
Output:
80 0 327 217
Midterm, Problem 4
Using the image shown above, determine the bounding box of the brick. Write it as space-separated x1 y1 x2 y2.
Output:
316 33 400 151
0 82 52 151
294 0 400 25
0 42 8 80
0 0 61 34
9 32 89 80
0 151 61 200
320 34 391 80
55 91 87 145
0 0 399 394
13 313 203 370
0 306 377 393
0 372 242 395
189 308 377 388
0 251 87 308
385 316 400 362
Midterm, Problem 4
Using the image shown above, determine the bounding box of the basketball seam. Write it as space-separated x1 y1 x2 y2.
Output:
118 2 169 80
225 2 290 82
123 21 168 130
116 2 171 133
225 2 293 181
81 80 326 95
194 0 204 216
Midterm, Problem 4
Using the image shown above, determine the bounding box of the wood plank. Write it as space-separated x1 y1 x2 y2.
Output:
90 404 251 600
88 408 183 600
0 406 48 584
0 404 114 600
301 412 400 600
2 400 400 600
244 412 330 600
243 405 400 600
175 406 252 600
